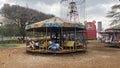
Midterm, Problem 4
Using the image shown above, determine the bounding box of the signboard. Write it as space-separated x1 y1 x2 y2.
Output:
45 23 61 27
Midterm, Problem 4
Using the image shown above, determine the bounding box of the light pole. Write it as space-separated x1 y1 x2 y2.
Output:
0 22 3 42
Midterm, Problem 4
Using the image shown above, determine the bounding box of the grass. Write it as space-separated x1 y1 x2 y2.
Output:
0 37 19 44
0 37 29 44
0 37 25 48
0 43 25 48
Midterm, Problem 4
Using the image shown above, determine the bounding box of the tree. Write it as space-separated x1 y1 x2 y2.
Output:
0 23 20 37
0 4 54 40
106 4 120 25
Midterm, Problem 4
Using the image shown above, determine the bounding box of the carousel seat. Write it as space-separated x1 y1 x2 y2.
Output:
76 42 83 46
76 42 84 49
114 41 120 46
63 41 74 50
39 42 49 50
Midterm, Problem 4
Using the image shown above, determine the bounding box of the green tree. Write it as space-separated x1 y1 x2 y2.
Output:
3 24 20 37
106 4 120 25
0 4 54 40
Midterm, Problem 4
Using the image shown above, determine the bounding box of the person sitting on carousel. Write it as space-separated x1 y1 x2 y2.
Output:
48 40 62 51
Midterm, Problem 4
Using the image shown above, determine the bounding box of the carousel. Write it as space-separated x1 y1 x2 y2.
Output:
100 27 120 47
25 17 87 53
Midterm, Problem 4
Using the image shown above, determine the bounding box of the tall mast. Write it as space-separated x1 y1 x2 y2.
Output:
60 0 86 23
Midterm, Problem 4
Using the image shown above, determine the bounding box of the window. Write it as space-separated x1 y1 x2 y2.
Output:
86 24 92 30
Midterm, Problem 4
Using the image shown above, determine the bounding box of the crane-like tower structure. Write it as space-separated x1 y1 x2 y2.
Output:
61 0 86 23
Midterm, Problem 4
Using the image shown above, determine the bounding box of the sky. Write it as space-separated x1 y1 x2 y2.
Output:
0 0 119 29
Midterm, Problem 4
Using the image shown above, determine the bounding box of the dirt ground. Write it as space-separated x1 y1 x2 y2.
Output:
0 41 120 68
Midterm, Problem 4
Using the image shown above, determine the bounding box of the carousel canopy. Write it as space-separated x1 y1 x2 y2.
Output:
103 26 120 34
25 17 85 32
106 23 120 31
106 28 120 31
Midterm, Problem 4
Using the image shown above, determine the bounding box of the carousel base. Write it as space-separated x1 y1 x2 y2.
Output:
26 48 87 54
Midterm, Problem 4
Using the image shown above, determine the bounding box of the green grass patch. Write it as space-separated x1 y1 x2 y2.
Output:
0 37 21 44
0 37 25 48
0 44 24 48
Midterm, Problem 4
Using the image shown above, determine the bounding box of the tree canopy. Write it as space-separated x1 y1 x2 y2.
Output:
106 4 120 25
0 4 54 39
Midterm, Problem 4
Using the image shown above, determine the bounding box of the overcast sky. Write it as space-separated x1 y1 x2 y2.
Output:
0 0 119 29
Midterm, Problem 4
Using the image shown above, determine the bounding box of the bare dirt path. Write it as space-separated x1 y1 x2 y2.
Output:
0 41 120 68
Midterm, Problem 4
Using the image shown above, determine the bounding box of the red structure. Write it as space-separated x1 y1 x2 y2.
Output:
84 21 96 39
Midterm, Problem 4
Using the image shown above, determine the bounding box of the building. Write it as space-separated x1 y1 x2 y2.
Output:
97 21 102 32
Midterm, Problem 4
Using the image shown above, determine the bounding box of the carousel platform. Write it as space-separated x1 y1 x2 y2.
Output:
26 48 86 54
